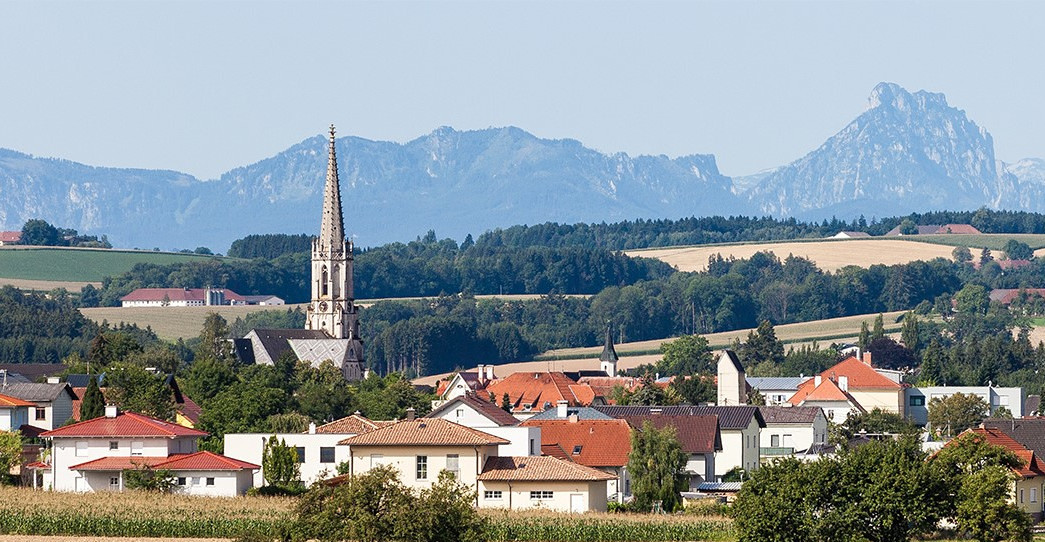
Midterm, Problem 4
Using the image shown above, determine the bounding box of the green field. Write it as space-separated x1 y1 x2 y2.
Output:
0 247 224 282
904 233 1045 251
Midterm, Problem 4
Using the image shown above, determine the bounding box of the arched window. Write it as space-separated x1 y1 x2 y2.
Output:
321 266 329 297
332 265 341 298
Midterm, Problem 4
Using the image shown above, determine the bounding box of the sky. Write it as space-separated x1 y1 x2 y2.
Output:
1 0 1043 180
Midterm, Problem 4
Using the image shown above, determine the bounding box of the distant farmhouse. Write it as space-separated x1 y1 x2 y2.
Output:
120 288 284 307
884 223 981 236
0 231 21 245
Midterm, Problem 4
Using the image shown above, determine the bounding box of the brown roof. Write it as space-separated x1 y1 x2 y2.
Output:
426 393 520 426
619 415 721 454
316 413 392 434
758 406 825 424
41 411 208 438
478 456 615 482
120 288 246 303
541 443 571 461
337 419 509 447
485 372 599 413
521 418 632 467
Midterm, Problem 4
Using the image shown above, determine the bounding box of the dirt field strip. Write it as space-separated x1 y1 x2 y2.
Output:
0 277 100 292
626 239 960 272
0 537 229 542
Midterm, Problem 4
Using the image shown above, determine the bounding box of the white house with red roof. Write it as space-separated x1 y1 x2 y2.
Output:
120 288 248 307
39 406 257 495
0 392 33 431
788 353 904 420
0 231 21 246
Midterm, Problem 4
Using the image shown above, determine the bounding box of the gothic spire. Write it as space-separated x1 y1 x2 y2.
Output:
318 124 345 254
600 324 618 362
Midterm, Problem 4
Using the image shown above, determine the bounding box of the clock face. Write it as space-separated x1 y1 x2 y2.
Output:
319 301 328 312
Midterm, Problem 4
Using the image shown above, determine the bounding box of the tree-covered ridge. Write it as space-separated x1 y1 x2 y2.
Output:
0 286 97 363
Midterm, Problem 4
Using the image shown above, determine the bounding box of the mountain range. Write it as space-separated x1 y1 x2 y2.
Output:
0 82 1041 251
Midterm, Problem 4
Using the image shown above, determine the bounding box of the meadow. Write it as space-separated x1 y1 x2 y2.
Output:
905 233 1045 251
0 247 221 289
625 238 958 272
0 487 735 541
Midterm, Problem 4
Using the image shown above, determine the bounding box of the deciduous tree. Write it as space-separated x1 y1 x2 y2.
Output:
928 393 989 437
627 421 687 512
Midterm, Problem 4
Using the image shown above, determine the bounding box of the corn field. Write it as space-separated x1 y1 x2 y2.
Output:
482 510 735 542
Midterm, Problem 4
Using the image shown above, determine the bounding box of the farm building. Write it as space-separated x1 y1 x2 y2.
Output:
0 231 20 245
120 288 248 307
883 224 982 236
831 231 871 239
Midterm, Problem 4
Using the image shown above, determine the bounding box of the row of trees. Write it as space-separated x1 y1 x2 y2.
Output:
19 218 111 248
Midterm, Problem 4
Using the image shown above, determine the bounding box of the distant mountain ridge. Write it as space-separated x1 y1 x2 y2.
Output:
0 83 1041 250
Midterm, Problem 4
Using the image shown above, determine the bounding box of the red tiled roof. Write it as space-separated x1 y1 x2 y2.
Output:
119 288 246 303
958 428 1045 478
69 456 168 471
577 376 643 400
521 418 631 467
0 392 35 408
24 461 50 469
541 443 571 461
41 411 208 438
338 419 509 447
485 372 599 413
155 451 259 471
479 456 615 481
316 413 392 434
789 356 900 405
990 288 1045 305
0 232 21 243
789 377 865 412
178 395 202 425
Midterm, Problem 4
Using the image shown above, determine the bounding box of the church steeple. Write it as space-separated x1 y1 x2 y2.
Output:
306 125 363 378
318 124 345 255
600 324 618 376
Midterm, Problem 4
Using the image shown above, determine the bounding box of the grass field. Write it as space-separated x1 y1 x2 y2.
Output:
0 247 222 283
625 239 958 272
905 233 1045 251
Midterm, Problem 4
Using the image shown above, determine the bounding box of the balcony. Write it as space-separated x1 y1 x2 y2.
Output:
759 447 795 457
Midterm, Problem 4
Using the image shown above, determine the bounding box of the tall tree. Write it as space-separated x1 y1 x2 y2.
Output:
20 219 63 246
262 436 301 488
627 421 687 512
80 375 105 420
737 320 785 368
871 313 886 342
900 311 921 352
103 363 175 421
658 334 713 376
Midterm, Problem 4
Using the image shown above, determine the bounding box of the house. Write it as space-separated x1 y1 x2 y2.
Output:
747 377 806 405
484 372 602 420
884 224 982 236
717 350 747 406
425 393 540 456
477 455 615 513
832 231 871 239
0 392 33 431
757 406 829 460
338 418 510 493
788 375 865 422
119 288 248 307
990 288 1045 306
615 413 721 490
0 231 21 246
788 354 904 418
433 365 496 404
906 386 1023 426
521 405 633 500
242 295 285 306
944 427 1045 522
40 406 257 495
594 405 764 480
0 381 77 431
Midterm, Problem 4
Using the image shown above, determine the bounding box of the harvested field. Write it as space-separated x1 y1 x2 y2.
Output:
414 310 906 386
626 239 958 272
82 304 310 340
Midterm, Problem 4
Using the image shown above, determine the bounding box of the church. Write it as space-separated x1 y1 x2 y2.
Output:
232 126 365 380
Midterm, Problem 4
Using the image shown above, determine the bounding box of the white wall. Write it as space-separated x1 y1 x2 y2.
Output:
48 436 193 492
24 394 73 431
478 480 609 513
170 470 251 497
760 418 827 454
349 444 498 493
223 432 350 487
906 386 1024 426
1 407 28 431
715 419 761 480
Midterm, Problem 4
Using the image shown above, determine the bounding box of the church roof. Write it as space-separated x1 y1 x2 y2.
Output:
600 326 618 362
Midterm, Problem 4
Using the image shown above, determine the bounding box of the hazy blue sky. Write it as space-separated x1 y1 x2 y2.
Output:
1 0 1042 180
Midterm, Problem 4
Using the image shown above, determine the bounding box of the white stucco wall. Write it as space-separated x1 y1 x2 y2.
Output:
349 444 498 493
48 436 195 492
223 432 350 487
478 480 609 512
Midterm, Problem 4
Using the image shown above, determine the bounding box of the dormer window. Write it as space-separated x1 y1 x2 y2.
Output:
572 445 583 455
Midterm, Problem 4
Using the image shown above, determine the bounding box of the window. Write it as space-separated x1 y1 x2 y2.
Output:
131 441 144 456
109 441 119 451
1020 489 1025 503
484 490 502 500
109 477 119 490
446 454 459 478
416 456 428 480
530 491 553 500
192 477 201 486
1033 488 1039 503
455 408 464 420
295 447 305 463
572 445 583 455
35 407 46 421
782 434 793 447
320 447 335 464
177 477 187 486
910 395 925 406
206 477 215 486
75 441 88 457
770 434 780 447
529 439 536 455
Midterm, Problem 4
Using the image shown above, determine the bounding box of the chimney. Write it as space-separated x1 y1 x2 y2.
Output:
862 352 873 365
476 364 485 379
651 408 662 416
556 400 568 419
838 376 849 392
308 422 316 434
47 376 60 384
485 364 495 381
406 407 416 421
104 404 118 418
814 375 822 387
568 413 579 423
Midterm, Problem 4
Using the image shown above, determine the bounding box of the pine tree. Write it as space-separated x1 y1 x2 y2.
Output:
871 314 886 342
858 321 871 349
901 312 921 352
80 374 105 420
